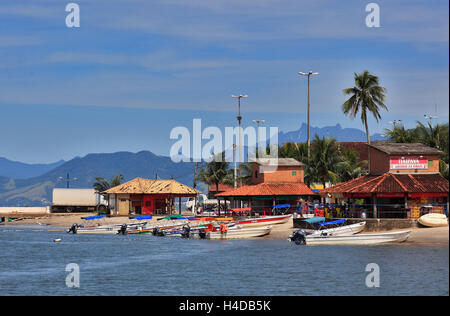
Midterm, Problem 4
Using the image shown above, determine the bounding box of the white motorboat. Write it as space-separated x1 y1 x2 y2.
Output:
204 225 272 239
289 229 411 245
309 220 366 236
235 215 292 228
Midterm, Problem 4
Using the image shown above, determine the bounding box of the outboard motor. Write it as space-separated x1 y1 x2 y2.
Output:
289 229 307 245
119 224 128 235
181 225 191 239
198 229 207 239
152 227 166 236
67 224 78 234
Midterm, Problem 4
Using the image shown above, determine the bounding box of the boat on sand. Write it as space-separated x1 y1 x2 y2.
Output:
199 226 272 240
418 213 448 227
236 215 291 227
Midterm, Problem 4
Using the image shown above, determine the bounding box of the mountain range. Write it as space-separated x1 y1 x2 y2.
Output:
0 124 385 206
278 123 385 144
0 152 201 207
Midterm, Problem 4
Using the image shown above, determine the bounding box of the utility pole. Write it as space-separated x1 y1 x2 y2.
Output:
61 173 77 188
193 162 198 189
252 119 265 158
232 94 247 188
298 71 319 159
424 114 437 126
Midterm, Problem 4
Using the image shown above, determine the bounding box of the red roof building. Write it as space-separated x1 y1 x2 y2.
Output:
321 143 449 218
215 158 314 212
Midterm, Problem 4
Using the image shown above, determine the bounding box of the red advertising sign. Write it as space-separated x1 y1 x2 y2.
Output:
390 157 427 169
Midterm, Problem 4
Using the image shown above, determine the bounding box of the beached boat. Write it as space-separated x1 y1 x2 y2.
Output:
202 226 272 239
309 220 366 236
235 215 292 227
418 213 448 227
289 229 411 245
67 215 150 234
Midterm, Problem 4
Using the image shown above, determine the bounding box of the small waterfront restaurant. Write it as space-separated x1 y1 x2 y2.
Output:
215 158 314 213
103 177 200 216
321 143 449 219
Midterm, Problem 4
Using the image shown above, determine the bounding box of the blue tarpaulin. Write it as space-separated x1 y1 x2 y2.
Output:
81 215 106 220
316 219 346 226
129 216 153 220
302 216 325 224
273 204 290 209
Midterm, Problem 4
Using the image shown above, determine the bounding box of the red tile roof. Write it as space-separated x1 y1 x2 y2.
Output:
215 182 314 197
321 173 449 195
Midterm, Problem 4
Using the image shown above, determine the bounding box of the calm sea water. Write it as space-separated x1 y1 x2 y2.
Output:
0 226 448 296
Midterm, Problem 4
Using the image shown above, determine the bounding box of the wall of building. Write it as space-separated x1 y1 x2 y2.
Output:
251 163 304 184
370 148 441 175
117 194 130 216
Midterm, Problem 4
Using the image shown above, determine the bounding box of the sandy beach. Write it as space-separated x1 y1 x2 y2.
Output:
1 214 448 245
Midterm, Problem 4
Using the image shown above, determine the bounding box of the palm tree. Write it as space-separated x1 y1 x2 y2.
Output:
309 135 342 187
415 121 449 179
196 152 230 214
279 142 308 165
415 121 448 149
93 174 124 193
383 124 419 143
342 70 387 166
335 148 368 182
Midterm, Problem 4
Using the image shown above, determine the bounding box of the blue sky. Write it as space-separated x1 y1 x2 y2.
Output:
0 0 448 163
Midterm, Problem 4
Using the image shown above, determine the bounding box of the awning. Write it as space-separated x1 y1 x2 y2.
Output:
316 219 346 226
301 216 325 224
81 215 106 220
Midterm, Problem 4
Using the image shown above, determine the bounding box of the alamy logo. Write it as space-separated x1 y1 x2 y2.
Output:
365 3 380 28
65 263 80 288
169 119 279 164
365 263 380 288
65 3 80 28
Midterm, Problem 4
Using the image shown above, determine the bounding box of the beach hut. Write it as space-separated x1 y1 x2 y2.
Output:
103 178 200 216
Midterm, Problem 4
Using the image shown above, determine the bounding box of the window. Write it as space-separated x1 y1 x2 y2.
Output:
145 201 152 207
292 171 296 176
255 171 258 178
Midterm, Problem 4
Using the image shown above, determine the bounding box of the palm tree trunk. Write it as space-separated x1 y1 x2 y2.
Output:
364 118 371 173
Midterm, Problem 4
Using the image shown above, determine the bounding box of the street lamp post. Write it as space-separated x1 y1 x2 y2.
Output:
389 120 402 128
424 114 437 126
298 71 319 159
252 119 265 158
232 94 248 188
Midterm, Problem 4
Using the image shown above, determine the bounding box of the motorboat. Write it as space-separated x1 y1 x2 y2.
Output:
235 215 292 228
308 219 366 236
289 229 411 245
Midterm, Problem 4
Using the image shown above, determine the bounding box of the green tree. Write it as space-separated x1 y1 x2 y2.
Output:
93 174 124 192
383 124 420 143
335 148 368 182
309 135 342 187
342 70 387 165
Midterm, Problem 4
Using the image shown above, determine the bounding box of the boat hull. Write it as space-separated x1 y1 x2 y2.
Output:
309 221 366 236
418 214 448 227
236 215 292 228
206 226 272 239
304 230 411 245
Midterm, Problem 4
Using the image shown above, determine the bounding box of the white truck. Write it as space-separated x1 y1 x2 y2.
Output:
185 194 230 214
51 188 108 213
